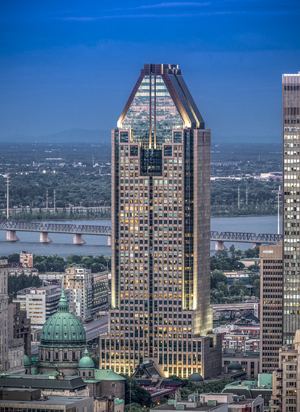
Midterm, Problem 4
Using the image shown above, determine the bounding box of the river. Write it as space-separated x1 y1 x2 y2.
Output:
0 215 279 257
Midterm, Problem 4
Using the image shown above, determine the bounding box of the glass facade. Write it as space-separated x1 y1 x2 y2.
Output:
283 72 300 344
121 75 183 147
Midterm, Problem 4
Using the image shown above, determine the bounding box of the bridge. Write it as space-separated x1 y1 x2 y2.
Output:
210 230 282 250
0 220 282 247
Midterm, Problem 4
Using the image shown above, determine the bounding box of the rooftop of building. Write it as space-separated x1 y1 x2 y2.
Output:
15 284 61 295
223 351 260 359
0 394 92 406
0 373 87 391
151 403 225 411
222 373 272 392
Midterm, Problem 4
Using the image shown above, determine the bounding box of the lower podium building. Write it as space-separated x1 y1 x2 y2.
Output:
100 64 221 378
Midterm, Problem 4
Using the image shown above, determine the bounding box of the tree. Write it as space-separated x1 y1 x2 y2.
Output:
8 274 42 298
7 254 20 264
211 270 227 289
125 379 152 407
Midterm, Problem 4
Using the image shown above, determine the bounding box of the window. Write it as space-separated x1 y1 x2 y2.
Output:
173 131 182 143
164 146 172 156
130 145 138 156
120 131 129 143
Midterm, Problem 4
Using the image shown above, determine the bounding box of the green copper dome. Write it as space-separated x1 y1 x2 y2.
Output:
79 348 95 369
41 290 86 346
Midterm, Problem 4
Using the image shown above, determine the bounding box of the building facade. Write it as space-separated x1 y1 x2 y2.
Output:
13 285 61 329
271 330 300 412
19 251 33 268
0 259 9 372
100 64 221 378
283 72 300 344
259 243 283 373
63 266 93 321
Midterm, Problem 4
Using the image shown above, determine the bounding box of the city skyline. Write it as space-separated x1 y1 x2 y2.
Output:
0 1 300 142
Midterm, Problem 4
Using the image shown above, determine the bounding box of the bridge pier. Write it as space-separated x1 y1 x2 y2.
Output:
6 230 19 242
40 231 51 243
73 233 85 245
107 235 111 246
215 240 225 251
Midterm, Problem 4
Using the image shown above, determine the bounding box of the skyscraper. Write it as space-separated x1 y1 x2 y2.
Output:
100 64 221 379
259 243 283 373
0 259 9 372
282 72 300 345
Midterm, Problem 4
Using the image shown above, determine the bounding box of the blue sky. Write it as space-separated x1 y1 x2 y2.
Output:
0 0 300 143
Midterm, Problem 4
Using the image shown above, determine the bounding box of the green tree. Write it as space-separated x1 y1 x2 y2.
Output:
125 379 152 407
8 274 42 298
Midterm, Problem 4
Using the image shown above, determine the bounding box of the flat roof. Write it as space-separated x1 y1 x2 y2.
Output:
0 395 92 405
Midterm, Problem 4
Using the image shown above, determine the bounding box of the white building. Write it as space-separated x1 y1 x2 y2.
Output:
13 285 61 328
63 266 93 321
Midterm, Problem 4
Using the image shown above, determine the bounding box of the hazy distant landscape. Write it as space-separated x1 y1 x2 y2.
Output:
0 139 281 219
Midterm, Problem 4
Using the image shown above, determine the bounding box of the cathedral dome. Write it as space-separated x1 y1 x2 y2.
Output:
79 348 95 369
40 290 86 346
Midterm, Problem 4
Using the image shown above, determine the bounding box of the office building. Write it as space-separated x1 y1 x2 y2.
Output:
13 285 61 328
63 266 93 321
19 251 33 268
270 330 300 412
8 302 31 356
92 271 110 311
259 243 283 373
0 259 9 372
100 64 221 378
282 72 300 344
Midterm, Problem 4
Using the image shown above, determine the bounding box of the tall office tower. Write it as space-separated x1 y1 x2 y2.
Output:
259 243 283 373
282 72 300 344
0 259 9 372
100 64 221 379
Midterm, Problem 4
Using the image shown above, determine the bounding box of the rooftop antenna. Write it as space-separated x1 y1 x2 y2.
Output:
46 189 49 211
53 189 56 213
4 174 10 220
1 173 10 220
277 185 281 235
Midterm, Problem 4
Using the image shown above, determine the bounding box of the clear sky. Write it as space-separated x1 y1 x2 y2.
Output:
0 0 299 143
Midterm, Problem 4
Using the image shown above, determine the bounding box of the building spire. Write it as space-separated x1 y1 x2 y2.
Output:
58 289 69 312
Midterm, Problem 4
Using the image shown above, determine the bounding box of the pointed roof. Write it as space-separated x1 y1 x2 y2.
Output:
58 289 69 312
118 64 204 131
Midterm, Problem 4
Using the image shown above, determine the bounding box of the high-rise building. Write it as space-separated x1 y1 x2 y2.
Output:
100 64 221 379
270 330 300 412
260 243 283 373
63 266 93 321
0 259 9 372
13 285 61 329
282 72 300 345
